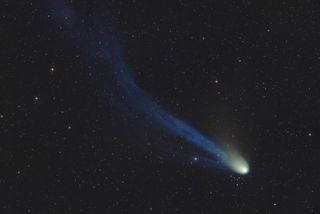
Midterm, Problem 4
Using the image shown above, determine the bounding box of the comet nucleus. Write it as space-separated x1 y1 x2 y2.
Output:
224 150 250 175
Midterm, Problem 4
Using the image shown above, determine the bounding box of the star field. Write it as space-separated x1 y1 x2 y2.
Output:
1 0 320 213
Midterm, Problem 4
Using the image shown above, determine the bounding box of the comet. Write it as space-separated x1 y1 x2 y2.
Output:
49 0 250 175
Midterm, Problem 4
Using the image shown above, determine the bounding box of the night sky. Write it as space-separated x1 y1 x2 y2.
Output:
1 0 320 213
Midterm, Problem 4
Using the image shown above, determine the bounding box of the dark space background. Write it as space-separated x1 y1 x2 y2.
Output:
1 0 320 213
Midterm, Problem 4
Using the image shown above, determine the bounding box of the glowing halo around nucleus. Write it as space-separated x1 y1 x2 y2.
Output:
223 150 250 175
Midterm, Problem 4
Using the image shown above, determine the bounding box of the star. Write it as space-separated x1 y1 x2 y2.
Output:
49 66 55 75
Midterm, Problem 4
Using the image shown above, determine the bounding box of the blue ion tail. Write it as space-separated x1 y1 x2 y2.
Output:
49 0 249 175
114 64 250 175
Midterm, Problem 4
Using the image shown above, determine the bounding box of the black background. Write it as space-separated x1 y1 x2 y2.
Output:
1 0 320 213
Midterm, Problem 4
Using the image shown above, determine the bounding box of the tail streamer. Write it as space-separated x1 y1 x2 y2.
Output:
49 0 249 174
